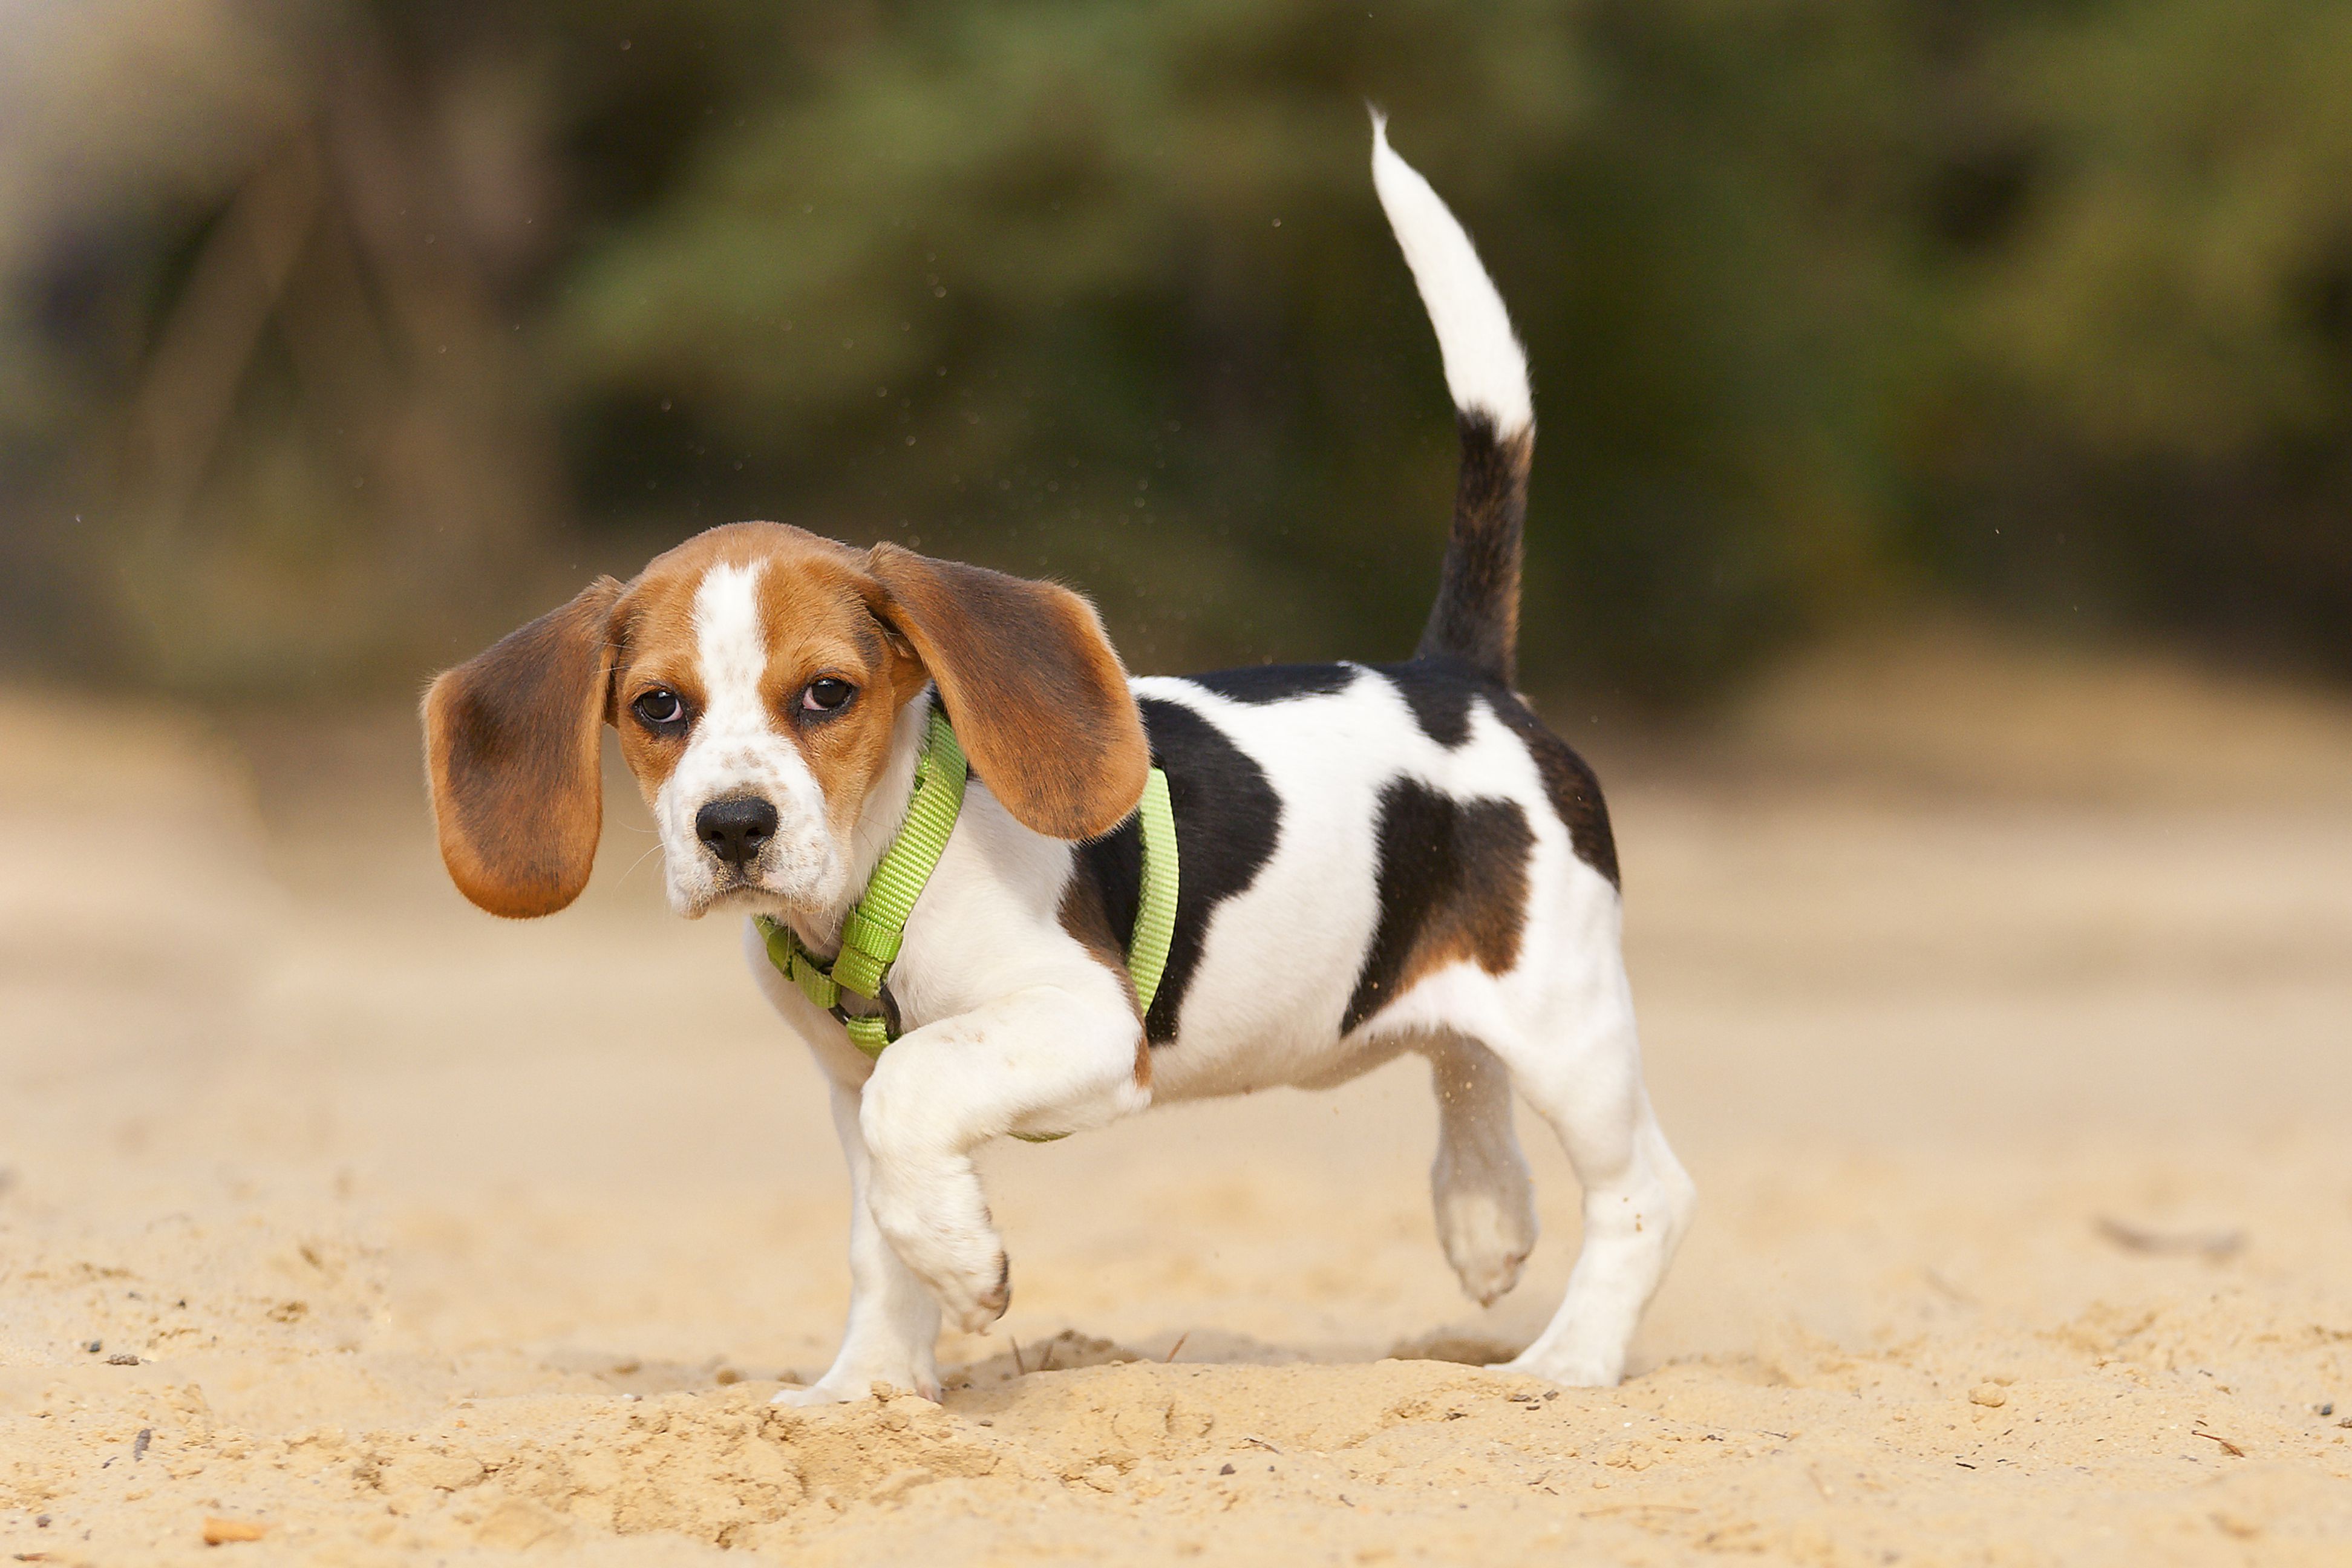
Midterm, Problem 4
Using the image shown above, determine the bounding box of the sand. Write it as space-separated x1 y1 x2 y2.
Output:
4 632 2351 1564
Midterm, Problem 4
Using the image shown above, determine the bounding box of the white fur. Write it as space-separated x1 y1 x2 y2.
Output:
1370 113 1534 436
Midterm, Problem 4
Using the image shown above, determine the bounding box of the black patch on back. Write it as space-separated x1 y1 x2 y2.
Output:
1187 663 1359 704
1342 780 1535 1034
1374 658 1483 748
1487 691 1620 887
1077 697 1281 1044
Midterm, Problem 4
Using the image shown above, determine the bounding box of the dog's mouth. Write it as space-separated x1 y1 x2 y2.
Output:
686 877 769 915
678 866 828 924
665 818 843 922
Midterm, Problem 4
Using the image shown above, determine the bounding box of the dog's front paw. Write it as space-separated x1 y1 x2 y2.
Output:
773 1371 942 1407
771 1380 869 1408
868 1188 1011 1334
929 1247 1010 1334
1489 1346 1624 1389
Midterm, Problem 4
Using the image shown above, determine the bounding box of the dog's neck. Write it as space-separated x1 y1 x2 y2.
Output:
788 687 935 954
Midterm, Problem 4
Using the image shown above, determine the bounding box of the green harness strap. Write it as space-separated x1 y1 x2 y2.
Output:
754 706 1178 1073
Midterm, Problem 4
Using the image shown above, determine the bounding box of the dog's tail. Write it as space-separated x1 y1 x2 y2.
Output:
1371 113 1534 686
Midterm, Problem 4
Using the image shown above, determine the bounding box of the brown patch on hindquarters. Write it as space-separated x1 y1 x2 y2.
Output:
1342 779 1534 1033
1057 868 1148 1089
1374 661 1619 890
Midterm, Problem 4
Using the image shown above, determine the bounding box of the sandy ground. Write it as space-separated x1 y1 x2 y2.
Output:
4 629 2352 1565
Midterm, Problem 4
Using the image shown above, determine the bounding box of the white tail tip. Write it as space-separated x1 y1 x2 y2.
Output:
1370 113 1533 436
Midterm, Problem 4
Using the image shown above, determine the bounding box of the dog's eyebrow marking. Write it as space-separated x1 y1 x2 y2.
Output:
1075 696 1282 1045
1342 779 1534 1034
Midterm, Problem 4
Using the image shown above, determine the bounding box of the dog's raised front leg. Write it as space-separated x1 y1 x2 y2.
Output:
774 1083 945 1405
860 985 1149 1333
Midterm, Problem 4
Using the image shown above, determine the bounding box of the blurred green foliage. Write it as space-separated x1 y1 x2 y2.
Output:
3 0 2349 701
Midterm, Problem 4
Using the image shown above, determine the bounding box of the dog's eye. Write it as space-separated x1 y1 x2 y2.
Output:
802 678 854 713
632 688 688 733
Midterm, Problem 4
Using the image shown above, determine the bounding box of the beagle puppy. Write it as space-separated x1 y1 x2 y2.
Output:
422 120 1694 1405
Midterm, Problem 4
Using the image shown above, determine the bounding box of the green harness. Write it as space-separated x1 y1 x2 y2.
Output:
753 706 1178 1067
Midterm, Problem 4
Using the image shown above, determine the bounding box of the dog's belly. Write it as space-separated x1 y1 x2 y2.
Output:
1146 1024 1414 1103
1137 870 1391 1101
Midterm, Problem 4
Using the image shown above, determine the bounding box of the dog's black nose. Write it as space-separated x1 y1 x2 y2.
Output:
696 797 778 871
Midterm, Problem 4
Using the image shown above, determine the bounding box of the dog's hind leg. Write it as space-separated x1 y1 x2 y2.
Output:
775 1082 946 1405
1480 956 1695 1388
1425 1034 1538 1307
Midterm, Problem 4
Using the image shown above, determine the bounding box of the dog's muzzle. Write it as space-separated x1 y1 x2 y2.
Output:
695 795 779 874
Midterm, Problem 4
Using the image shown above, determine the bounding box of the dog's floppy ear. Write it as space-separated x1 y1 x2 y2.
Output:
422 577 623 918
864 543 1148 840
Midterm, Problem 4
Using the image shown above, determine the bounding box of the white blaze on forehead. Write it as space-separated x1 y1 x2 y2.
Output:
682 555 814 802
694 560 773 716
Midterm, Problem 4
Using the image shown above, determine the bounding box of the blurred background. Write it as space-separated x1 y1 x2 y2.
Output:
5 0 2351 706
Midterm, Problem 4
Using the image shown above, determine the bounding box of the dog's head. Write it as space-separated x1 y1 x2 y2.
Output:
422 521 1149 921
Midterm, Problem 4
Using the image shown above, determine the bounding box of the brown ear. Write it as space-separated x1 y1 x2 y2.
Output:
864 543 1149 840
422 578 622 918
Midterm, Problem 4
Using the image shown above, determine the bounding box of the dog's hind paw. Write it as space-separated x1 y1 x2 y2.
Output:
1450 1241 1532 1308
